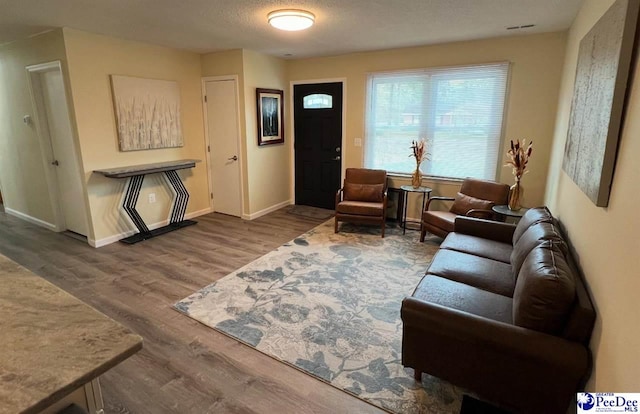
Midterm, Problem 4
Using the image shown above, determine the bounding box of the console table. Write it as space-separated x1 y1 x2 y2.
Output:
95 159 200 244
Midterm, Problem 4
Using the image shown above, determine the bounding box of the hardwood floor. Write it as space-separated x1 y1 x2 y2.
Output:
0 209 385 414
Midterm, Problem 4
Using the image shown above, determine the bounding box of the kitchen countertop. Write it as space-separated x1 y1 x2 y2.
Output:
0 255 143 414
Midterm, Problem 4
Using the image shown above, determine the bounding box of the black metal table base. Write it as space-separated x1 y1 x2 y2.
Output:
401 188 431 235
120 171 196 244
120 219 197 244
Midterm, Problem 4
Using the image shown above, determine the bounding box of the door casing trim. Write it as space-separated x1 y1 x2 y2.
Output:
25 60 89 236
289 78 347 205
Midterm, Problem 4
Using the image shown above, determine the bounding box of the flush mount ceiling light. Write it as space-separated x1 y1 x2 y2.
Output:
268 9 315 31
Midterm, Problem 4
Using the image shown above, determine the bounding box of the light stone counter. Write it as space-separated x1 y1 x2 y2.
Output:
0 255 143 414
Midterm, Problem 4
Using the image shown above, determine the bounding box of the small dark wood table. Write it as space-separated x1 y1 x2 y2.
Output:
492 204 529 223
95 159 200 244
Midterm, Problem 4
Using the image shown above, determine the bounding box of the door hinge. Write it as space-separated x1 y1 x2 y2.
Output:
207 145 210 152
210 193 213 199
204 95 207 102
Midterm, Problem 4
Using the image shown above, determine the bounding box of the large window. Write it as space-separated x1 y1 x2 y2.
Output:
364 63 509 180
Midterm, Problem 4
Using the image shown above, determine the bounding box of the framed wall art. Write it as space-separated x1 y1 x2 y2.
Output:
562 0 639 206
256 88 284 146
111 75 184 151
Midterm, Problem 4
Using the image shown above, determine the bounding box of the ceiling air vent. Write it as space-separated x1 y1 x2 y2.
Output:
507 24 536 30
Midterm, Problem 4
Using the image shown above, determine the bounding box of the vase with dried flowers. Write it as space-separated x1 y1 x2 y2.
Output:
410 139 428 188
504 139 533 210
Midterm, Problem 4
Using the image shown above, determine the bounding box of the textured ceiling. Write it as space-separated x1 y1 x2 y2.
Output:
0 0 584 58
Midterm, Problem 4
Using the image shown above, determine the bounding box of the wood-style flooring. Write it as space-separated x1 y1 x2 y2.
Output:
0 209 384 414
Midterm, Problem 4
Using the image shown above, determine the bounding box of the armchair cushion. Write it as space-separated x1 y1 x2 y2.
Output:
450 192 495 216
343 182 384 202
335 200 384 216
422 210 457 234
513 241 576 335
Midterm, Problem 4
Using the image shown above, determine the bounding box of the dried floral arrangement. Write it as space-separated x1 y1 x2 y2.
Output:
410 139 428 164
505 139 533 179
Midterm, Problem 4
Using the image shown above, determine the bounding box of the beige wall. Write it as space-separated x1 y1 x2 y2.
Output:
242 50 290 215
201 49 250 214
287 33 567 219
0 30 69 226
201 49 290 217
546 0 640 391
62 28 209 244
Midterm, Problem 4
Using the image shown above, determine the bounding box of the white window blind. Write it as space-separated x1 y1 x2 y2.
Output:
364 62 509 180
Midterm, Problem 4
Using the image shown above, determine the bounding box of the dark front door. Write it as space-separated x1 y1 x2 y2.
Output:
294 82 343 210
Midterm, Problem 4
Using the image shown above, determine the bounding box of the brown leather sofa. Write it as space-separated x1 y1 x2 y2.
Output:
401 207 595 414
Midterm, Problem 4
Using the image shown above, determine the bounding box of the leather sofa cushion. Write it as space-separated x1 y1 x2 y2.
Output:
336 200 383 216
450 192 495 216
343 182 384 202
511 222 567 276
440 233 512 263
422 211 456 233
413 275 513 324
513 240 576 335
512 206 554 244
427 249 515 297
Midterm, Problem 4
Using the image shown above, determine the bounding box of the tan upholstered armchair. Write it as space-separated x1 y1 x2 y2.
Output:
420 178 509 241
335 168 388 237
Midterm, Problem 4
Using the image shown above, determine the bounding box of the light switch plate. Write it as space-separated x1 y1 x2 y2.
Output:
354 138 362 147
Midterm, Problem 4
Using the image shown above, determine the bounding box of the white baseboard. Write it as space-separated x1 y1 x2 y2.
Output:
4 207 58 231
89 207 213 248
242 200 291 221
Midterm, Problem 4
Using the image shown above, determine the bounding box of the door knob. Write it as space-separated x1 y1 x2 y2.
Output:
333 156 341 161
51 160 59 166
228 155 238 161
335 147 341 152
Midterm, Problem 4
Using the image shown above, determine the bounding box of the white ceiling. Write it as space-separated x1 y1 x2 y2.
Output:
0 0 584 58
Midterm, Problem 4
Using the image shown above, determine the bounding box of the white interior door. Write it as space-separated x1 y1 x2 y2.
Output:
205 79 242 217
39 69 88 235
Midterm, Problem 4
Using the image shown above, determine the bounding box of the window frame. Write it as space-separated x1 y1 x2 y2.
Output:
363 62 510 181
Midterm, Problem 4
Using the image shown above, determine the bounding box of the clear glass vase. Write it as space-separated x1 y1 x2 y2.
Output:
508 178 523 211
411 164 422 188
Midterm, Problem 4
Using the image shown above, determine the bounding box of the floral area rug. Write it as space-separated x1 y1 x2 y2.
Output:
174 221 462 413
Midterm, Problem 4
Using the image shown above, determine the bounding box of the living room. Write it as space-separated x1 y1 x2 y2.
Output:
0 0 638 413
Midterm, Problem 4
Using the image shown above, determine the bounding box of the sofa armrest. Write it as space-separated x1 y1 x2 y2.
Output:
401 297 588 374
466 208 497 220
454 216 516 244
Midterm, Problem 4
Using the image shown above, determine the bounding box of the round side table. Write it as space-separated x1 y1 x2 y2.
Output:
400 185 432 235
492 205 529 223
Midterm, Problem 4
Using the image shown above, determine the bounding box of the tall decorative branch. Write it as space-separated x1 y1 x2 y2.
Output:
504 139 533 180
410 139 428 165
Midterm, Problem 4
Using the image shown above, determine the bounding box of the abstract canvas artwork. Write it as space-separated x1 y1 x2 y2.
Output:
111 75 184 151
563 0 639 206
